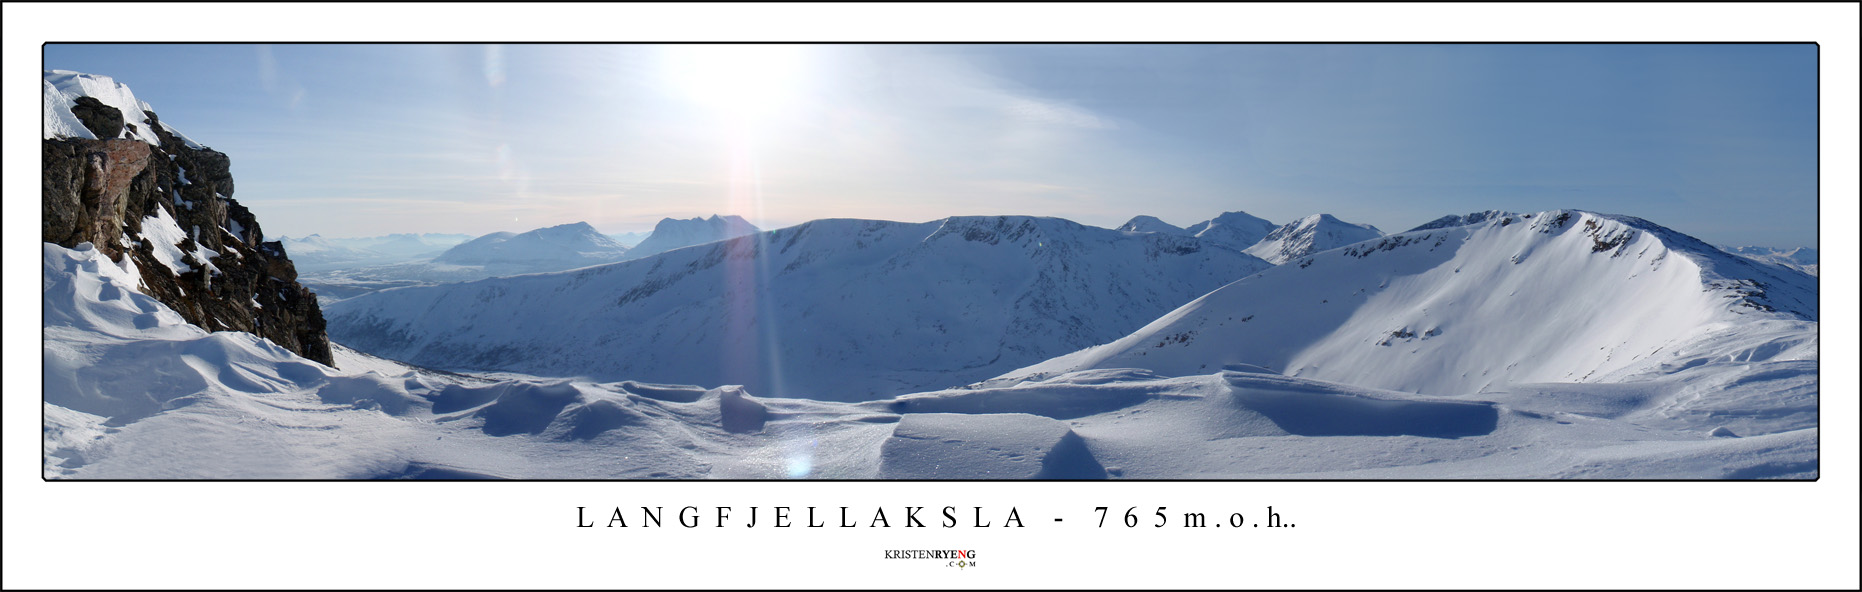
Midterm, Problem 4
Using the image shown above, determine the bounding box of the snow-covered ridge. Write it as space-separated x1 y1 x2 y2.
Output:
326 214 1271 401
43 70 201 147
1408 210 1516 232
1008 210 1816 396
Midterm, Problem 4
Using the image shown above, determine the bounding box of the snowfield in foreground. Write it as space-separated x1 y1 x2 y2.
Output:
42 210 1819 478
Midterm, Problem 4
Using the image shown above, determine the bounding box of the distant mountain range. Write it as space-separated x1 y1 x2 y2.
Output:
1723 245 1818 276
325 215 1270 400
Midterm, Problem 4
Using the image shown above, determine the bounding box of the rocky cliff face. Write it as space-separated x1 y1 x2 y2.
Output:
42 73 334 366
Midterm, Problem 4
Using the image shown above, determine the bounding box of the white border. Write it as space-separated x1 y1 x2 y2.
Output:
6 3 1857 589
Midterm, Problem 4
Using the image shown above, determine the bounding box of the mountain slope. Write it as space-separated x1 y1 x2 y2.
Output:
1009 210 1817 396
326 215 1272 400
1243 213 1384 264
625 214 760 259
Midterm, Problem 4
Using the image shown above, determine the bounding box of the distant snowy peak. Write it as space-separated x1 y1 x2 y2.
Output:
1116 215 1188 235
43 70 199 148
1182 211 1277 251
1724 245 1818 277
1243 214 1384 264
1408 210 1517 232
434 221 627 267
627 214 761 259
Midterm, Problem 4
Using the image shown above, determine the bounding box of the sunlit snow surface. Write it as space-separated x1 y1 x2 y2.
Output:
42 210 1818 479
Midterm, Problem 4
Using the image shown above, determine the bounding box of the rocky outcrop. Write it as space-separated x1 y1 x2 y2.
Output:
42 94 334 366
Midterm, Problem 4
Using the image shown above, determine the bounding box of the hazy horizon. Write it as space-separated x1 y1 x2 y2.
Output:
44 43 1819 249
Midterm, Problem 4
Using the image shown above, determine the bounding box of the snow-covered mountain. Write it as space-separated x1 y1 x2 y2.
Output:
1009 210 1817 397
297 222 627 291
1243 213 1384 264
434 221 628 268
1116 211 1281 253
624 214 760 259
1724 245 1818 277
326 215 1271 400
1185 211 1279 251
1116 215 1188 235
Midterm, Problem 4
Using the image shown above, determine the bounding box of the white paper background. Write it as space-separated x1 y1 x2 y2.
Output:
6 4 1857 589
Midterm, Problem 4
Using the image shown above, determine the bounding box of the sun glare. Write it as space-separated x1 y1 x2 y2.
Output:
662 44 808 125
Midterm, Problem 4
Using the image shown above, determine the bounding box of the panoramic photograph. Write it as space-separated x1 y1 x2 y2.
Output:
40 43 1818 480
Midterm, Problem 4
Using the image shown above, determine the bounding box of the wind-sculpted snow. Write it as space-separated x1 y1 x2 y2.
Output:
326 215 1272 401
877 413 1107 479
1010 210 1818 398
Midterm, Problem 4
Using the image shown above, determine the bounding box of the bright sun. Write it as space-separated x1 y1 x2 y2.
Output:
662 44 807 124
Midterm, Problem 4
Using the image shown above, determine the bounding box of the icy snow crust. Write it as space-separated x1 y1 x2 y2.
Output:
43 208 1817 479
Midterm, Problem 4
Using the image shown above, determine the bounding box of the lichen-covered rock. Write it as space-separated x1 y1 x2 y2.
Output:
42 78 334 366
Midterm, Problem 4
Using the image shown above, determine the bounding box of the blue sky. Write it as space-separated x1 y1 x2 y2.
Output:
44 43 1817 247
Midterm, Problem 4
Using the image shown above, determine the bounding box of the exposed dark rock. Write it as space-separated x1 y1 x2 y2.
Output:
69 96 124 139
43 104 334 367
